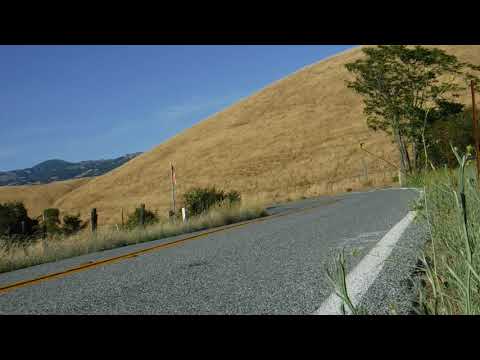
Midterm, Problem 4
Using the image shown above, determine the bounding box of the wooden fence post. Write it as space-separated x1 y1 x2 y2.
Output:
42 211 47 239
362 157 368 183
139 204 145 227
91 208 98 233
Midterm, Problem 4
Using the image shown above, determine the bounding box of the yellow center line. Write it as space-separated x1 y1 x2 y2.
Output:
0 203 328 295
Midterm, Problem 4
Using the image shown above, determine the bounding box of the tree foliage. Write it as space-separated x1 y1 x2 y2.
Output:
42 208 61 234
421 105 475 168
62 214 86 235
345 45 480 173
0 201 39 240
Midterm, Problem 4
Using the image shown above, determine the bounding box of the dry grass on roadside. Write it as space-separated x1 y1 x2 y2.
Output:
410 155 480 315
0 201 267 274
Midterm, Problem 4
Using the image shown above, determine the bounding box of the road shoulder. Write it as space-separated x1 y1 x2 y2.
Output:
357 217 427 315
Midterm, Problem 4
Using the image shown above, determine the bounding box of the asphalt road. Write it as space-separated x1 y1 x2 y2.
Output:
0 188 422 314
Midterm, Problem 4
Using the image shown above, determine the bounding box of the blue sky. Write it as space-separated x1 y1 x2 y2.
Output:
0 45 355 171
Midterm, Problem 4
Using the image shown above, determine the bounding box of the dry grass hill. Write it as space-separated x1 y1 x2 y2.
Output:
2 45 480 225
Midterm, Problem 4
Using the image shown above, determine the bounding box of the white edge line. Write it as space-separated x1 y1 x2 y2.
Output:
313 210 417 315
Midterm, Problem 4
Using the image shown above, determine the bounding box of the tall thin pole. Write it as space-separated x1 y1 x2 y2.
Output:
171 162 176 217
139 203 145 227
471 80 480 182
91 208 97 233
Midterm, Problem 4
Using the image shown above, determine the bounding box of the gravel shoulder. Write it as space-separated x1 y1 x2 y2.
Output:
357 215 427 315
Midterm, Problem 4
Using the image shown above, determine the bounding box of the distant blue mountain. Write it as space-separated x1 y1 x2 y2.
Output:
0 153 142 186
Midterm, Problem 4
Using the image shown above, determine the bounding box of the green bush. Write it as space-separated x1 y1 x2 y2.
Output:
42 208 61 235
0 201 39 240
225 190 241 204
125 206 159 229
420 106 474 169
62 214 86 235
183 187 241 217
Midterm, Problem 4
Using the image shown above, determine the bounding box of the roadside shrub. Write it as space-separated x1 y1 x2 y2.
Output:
62 214 86 235
0 201 39 241
183 187 241 216
125 207 159 229
42 208 61 235
225 190 241 204
420 106 474 169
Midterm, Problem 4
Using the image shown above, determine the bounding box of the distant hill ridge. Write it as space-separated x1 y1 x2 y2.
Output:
0 153 142 186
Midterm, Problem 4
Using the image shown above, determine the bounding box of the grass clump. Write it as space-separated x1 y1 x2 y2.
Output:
326 147 480 315
411 146 480 314
325 249 369 315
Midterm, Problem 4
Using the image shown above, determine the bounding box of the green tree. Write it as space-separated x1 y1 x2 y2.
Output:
422 105 475 168
345 45 480 174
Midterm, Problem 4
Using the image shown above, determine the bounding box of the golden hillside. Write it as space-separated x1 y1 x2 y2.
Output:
2 45 480 225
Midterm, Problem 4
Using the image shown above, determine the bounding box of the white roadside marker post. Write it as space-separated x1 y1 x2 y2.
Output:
398 169 405 187
182 207 187 222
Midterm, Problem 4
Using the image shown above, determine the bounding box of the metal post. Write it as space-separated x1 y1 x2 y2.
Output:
471 80 480 182
91 208 97 233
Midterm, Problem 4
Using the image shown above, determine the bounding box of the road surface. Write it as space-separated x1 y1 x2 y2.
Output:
0 188 424 314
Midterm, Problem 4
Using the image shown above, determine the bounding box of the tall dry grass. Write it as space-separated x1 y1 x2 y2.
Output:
325 147 480 315
410 149 480 315
0 201 267 274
